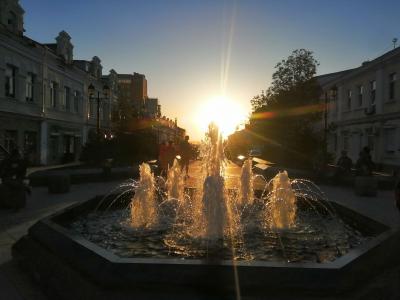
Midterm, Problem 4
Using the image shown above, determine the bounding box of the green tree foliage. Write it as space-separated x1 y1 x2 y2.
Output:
250 92 269 112
268 49 319 96
248 49 323 168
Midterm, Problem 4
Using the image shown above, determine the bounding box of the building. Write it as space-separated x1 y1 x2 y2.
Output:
153 117 186 144
132 72 147 104
144 97 161 118
319 48 400 170
116 72 148 115
0 0 114 165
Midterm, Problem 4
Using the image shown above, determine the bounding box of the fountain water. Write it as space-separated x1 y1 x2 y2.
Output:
166 158 185 202
70 123 368 263
239 158 254 206
268 171 296 230
202 175 226 241
130 163 157 229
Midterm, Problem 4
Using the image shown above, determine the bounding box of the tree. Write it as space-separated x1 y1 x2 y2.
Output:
248 49 323 168
250 92 269 112
268 49 319 96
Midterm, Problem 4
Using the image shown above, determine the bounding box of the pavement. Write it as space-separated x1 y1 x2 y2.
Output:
0 180 124 300
0 161 399 299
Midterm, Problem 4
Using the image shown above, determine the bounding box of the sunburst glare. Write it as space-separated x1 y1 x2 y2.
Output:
196 95 246 137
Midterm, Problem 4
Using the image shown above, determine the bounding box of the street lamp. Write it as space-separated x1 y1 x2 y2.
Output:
88 83 110 137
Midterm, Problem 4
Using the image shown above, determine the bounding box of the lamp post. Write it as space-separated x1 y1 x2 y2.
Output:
88 83 110 138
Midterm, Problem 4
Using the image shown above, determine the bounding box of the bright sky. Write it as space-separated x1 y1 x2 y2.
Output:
21 0 400 141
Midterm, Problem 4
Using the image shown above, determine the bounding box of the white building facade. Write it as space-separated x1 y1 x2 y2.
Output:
320 48 400 170
0 0 116 165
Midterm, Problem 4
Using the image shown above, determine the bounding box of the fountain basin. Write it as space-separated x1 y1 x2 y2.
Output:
12 195 400 299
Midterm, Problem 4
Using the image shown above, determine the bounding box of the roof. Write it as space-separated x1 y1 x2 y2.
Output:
315 69 356 87
43 43 57 52
317 46 400 87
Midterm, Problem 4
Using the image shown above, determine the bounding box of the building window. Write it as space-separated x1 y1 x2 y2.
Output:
358 85 363 107
347 89 352 110
63 135 75 155
389 72 396 100
5 65 17 98
384 128 396 152
50 81 57 107
370 80 376 104
73 91 80 113
5 130 18 152
25 73 34 102
64 86 70 110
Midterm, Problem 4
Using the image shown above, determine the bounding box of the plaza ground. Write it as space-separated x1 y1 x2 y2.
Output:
0 161 399 299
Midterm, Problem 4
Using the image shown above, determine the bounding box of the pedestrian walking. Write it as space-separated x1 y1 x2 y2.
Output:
158 142 168 176
166 141 177 170
179 136 191 176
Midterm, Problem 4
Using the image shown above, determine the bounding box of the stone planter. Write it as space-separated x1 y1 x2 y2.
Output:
48 175 71 194
354 176 377 196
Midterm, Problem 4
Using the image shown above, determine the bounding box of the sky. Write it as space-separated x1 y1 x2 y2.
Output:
20 0 400 141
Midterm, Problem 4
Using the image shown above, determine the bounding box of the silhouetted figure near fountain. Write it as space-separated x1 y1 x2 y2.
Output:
166 141 177 171
334 150 353 183
179 135 191 176
0 149 29 211
0 149 27 182
337 150 352 172
355 147 375 176
158 141 168 176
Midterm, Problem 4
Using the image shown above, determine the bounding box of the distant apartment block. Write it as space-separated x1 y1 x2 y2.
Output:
116 73 147 115
113 73 160 118
318 48 400 169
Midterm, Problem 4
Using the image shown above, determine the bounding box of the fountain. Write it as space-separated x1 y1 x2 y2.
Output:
239 158 254 206
268 170 296 230
12 123 400 299
166 158 184 202
130 163 157 229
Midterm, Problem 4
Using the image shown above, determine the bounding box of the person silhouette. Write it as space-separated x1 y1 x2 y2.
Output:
179 136 191 176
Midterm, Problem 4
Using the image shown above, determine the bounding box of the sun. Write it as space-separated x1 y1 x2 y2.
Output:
196 95 246 138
